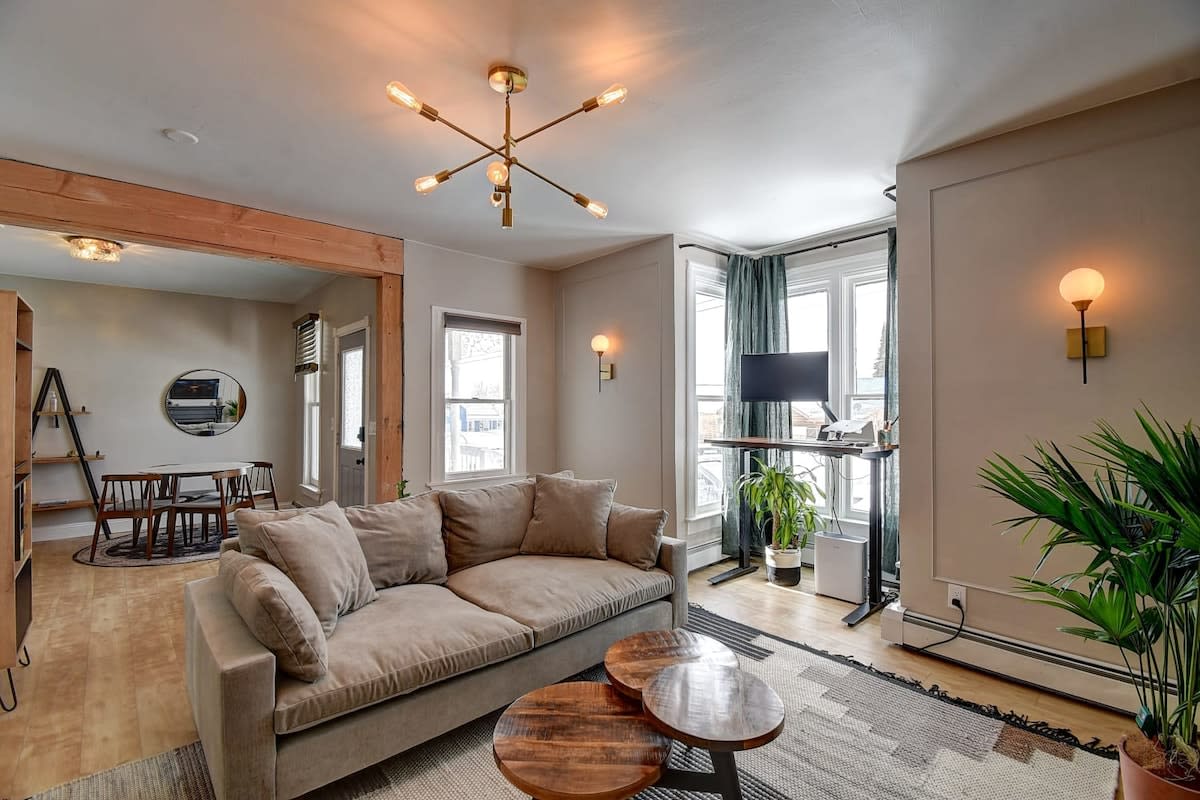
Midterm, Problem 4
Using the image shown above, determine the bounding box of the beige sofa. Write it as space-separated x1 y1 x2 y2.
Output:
183 482 688 800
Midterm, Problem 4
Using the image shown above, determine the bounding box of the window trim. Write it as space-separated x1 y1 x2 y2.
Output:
430 305 527 487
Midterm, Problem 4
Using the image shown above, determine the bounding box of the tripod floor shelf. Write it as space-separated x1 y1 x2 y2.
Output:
33 499 94 512
33 455 104 464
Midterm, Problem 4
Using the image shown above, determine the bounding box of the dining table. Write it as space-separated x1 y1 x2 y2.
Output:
145 461 254 547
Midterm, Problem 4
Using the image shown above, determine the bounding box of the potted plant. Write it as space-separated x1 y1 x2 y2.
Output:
979 409 1200 799
736 458 822 586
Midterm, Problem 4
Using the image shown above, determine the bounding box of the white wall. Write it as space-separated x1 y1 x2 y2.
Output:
0 275 297 540
896 79 1200 664
291 275 376 505
554 236 684 533
402 241 557 492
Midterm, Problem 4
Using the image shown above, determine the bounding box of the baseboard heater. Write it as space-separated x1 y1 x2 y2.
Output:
882 602 1147 714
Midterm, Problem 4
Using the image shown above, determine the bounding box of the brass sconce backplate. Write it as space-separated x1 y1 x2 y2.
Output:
1066 326 1107 359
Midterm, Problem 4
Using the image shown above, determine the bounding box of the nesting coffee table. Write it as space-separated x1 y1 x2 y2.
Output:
493 630 785 800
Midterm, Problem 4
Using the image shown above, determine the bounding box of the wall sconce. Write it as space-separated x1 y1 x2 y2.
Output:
590 334 614 391
1058 268 1107 384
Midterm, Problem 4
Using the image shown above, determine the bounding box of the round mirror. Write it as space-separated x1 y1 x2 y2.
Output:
164 370 247 436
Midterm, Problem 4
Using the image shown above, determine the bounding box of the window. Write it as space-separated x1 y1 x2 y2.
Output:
295 313 321 490
432 308 525 485
688 265 726 518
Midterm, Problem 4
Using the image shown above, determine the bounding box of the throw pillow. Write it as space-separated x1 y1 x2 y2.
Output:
234 505 312 560
218 550 328 682
343 492 448 589
521 473 616 559
256 501 376 636
607 503 669 570
441 471 573 573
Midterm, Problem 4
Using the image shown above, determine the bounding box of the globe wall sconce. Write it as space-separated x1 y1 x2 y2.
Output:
1059 268 1107 384
591 334 614 391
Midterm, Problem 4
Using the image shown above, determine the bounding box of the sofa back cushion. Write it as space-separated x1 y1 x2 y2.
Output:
440 471 573 573
255 502 377 636
343 492 447 589
234 505 311 560
607 503 669 570
521 474 616 560
218 549 328 682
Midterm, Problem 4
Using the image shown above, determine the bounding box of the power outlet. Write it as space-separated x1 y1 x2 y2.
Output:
947 583 967 613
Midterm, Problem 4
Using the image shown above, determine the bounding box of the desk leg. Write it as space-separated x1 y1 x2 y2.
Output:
842 455 892 626
708 449 758 586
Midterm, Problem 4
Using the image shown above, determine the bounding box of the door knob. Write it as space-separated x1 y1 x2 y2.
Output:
355 458 365 465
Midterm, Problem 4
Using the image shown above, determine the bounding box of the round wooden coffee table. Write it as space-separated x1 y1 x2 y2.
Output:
604 629 739 700
492 681 671 800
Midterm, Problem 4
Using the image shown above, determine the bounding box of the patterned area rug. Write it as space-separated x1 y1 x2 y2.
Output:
70 522 233 567
29 605 1119 799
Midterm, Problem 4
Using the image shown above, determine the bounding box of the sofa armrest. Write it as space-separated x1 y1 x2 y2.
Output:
185 576 278 800
657 536 688 628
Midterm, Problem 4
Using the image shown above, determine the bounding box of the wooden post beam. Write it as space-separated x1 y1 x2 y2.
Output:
375 274 404 501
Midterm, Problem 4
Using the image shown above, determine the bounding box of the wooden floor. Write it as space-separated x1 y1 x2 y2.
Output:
0 541 1135 798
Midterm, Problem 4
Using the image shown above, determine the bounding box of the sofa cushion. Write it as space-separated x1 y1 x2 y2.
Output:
440 471 573 573
520 474 616 560
234 505 312 560
218 550 328 682
607 503 669 570
445 555 674 647
256 502 377 636
343 493 447 589
273 584 533 734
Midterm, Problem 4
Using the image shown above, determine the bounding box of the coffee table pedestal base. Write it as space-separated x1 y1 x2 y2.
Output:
655 750 742 800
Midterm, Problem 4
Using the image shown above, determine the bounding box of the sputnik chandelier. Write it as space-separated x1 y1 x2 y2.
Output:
385 64 627 229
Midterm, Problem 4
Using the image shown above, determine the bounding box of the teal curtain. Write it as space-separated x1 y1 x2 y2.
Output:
722 254 791 556
882 228 900 579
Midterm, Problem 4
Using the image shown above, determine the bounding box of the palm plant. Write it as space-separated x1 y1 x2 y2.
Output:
735 458 822 551
979 409 1200 783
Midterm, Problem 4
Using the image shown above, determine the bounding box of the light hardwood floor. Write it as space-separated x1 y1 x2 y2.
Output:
0 541 1135 798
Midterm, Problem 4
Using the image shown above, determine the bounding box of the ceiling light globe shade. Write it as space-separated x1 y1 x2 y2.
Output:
414 175 441 194
596 84 628 107
68 236 122 263
1059 268 1105 307
590 334 610 354
385 81 423 113
485 161 509 186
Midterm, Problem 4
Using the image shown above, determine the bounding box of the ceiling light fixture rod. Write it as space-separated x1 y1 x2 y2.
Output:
510 160 575 199
514 107 587 144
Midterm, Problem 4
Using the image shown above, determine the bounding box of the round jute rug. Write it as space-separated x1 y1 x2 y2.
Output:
71 522 234 567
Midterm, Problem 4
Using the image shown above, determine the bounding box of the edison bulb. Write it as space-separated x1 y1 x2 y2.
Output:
490 190 504 208
385 81 422 113
486 161 509 186
414 175 440 194
585 200 608 220
596 84 628 107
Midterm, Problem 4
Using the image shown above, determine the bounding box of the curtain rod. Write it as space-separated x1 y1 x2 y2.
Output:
678 227 892 260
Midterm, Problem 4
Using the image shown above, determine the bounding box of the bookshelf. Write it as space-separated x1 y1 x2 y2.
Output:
1 290 33 710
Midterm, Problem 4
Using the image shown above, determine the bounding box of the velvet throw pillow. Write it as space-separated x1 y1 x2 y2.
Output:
234 505 312 560
441 471 574 573
343 492 448 589
255 502 377 636
218 550 328 682
607 503 669 570
521 474 616 559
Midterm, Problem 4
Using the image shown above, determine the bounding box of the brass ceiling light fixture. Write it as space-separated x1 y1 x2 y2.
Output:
66 236 123 263
386 64 627 229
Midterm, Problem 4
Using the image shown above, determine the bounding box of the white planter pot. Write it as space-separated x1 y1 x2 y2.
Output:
765 546 802 586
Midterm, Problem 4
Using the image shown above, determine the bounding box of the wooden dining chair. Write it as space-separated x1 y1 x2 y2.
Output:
165 469 252 556
246 461 279 510
90 473 163 562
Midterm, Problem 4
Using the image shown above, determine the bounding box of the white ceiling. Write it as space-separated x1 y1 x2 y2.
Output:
0 225 334 304
1 1 1197 268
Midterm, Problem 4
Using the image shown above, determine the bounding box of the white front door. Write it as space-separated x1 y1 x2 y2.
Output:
335 327 367 506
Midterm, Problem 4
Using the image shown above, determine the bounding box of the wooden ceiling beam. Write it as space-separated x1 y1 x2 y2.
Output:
0 158 403 277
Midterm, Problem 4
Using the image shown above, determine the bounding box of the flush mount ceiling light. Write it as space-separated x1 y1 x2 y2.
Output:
67 236 123 263
386 64 627 229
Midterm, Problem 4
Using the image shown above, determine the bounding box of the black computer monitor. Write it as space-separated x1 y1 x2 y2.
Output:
740 352 829 402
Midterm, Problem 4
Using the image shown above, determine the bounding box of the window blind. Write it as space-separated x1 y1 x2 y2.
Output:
293 313 320 375
443 312 522 337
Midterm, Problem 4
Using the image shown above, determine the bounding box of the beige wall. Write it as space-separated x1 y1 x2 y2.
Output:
402 241 557 492
896 79 1200 661
554 236 684 532
0 275 298 539
291 275 376 505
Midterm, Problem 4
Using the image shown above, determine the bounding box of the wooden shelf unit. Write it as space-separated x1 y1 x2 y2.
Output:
1 291 34 675
33 454 104 464
36 410 91 417
32 499 94 512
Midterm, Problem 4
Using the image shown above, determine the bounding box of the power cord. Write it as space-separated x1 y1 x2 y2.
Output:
912 598 965 653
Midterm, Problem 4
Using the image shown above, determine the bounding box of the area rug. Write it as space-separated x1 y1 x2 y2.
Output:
70 522 234 567
28 605 1119 799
